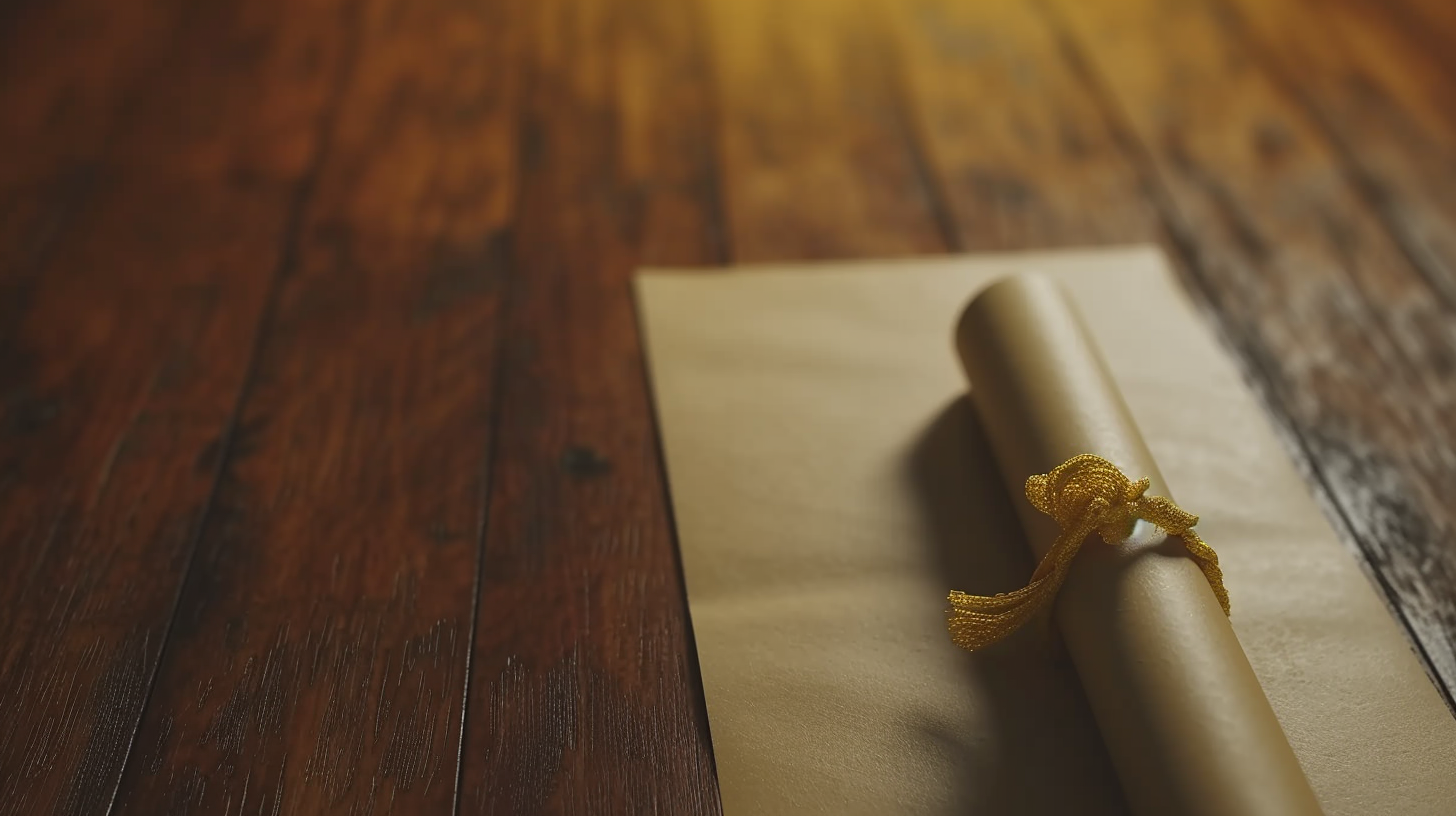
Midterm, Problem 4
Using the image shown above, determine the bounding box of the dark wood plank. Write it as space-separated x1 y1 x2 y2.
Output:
0 1 357 812
1035 0 1456 697
109 0 520 812
705 0 952 260
0 0 189 340
455 0 723 811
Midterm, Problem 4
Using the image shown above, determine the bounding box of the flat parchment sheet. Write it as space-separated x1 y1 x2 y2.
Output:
636 246 1456 816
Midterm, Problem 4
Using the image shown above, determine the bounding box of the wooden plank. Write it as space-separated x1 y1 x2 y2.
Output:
876 0 1159 250
705 0 952 260
1040 0 1456 696
0 0 188 339
454 0 722 812
0 1 357 813
109 0 520 812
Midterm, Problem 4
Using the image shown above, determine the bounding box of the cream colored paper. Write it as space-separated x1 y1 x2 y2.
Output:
636 246 1456 816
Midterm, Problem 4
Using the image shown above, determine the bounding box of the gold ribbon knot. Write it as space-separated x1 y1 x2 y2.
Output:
947 453 1229 652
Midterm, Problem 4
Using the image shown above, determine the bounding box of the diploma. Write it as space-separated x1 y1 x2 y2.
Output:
635 247 1456 816
956 274 1323 816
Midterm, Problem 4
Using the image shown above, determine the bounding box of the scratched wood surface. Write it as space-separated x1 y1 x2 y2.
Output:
3 0 1456 812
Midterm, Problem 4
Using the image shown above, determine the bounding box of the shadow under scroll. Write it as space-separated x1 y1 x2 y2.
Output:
905 395 1130 816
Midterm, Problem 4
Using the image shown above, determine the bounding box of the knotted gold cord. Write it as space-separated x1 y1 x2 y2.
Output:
947 453 1229 651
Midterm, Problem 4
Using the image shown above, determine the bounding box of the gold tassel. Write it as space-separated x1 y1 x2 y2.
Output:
947 453 1229 652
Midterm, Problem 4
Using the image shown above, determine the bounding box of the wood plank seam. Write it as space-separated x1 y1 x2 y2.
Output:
456 0 726 809
98 4 371 811
449 63 532 816
1030 0 1456 712
450 306 510 815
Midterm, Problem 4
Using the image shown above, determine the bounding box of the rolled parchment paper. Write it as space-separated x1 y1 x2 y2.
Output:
957 274 1323 816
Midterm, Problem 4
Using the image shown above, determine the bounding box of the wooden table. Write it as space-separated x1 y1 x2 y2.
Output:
4 0 1456 812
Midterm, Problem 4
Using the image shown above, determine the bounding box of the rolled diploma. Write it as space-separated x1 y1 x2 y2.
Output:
957 275 1323 816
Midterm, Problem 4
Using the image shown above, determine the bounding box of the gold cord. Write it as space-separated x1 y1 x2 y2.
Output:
947 453 1229 652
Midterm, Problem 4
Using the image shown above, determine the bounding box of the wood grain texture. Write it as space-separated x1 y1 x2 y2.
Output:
0 0 355 813
4 0 1456 810
706 0 952 259
1041 0 1456 699
455 0 722 812
108 0 519 811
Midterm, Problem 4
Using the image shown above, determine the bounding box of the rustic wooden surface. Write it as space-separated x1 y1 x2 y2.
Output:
4 0 1456 811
